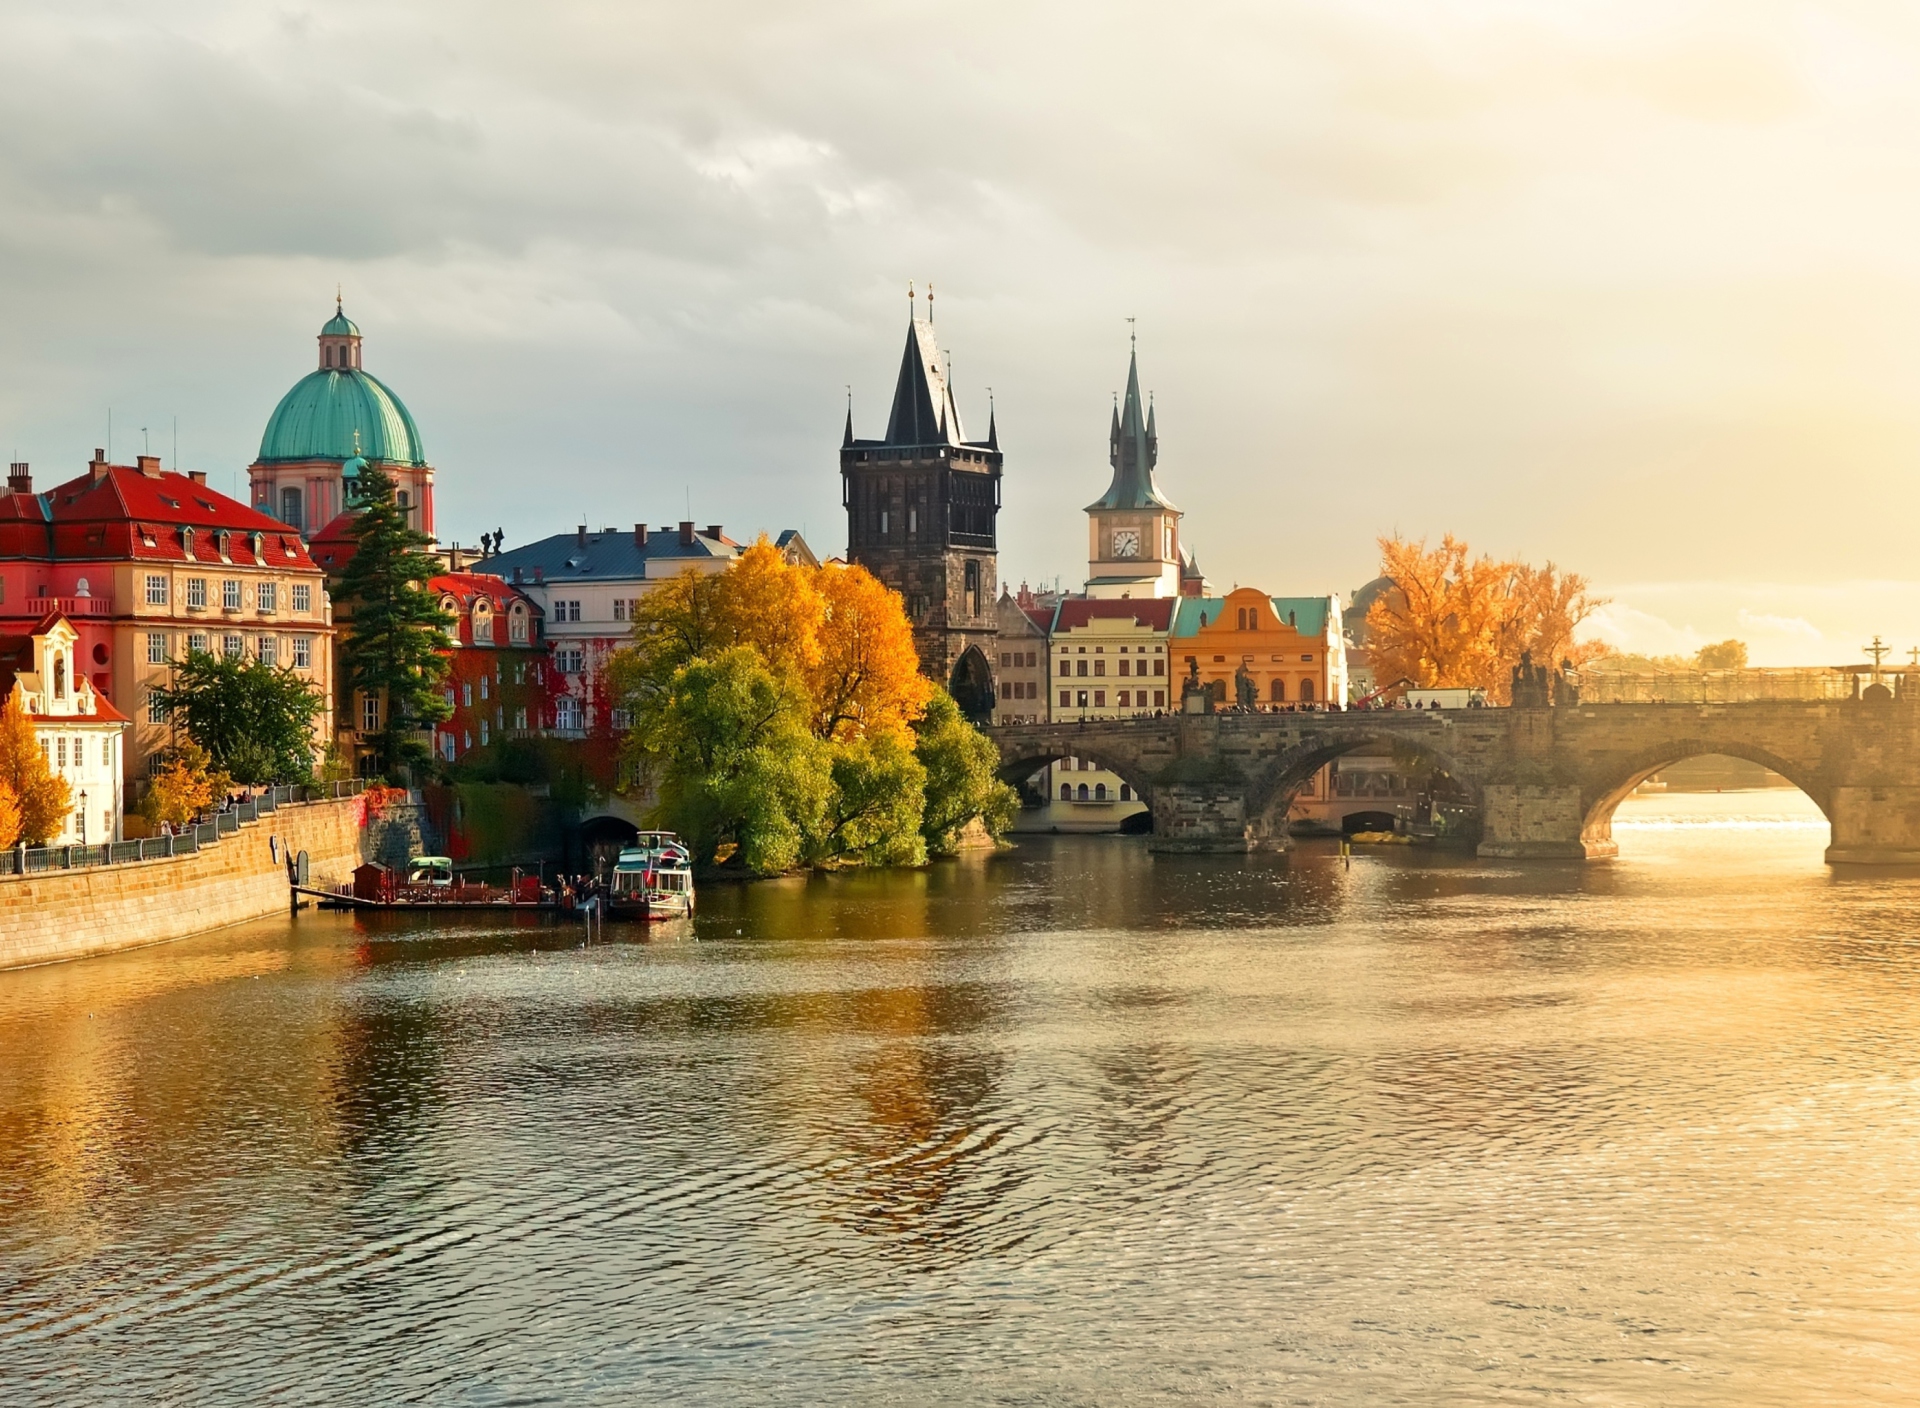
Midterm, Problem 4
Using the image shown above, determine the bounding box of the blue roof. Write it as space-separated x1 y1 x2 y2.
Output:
478 527 736 585
1172 595 1332 639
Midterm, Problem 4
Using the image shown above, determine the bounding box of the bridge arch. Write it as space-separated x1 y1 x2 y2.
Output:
1241 727 1484 841
994 743 1159 810
1577 739 1830 853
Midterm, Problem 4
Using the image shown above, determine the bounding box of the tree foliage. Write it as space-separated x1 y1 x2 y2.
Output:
333 463 452 776
0 690 71 846
1695 639 1749 671
610 540 1001 874
140 742 226 829
1365 534 1609 703
914 691 1017 855
149 650 324 784
0 774 19 850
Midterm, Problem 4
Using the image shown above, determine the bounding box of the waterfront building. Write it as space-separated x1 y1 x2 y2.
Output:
1170 588 1347 709
841 296 1002 718
249 300 435 538
1029 597 1176 831
0 454 334 792
429 572 552 763
993 585 1051 725
478 523 816 741
0 614 129 844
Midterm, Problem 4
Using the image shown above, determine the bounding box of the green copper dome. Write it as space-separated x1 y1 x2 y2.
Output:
257 368 426 465
321 308 360 337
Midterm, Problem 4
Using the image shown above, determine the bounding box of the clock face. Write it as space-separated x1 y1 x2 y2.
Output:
1112 529 1140 558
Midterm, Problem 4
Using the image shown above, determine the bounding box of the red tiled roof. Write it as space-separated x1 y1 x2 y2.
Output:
430 571 543 614
0 463 318 571
1052 597 1177 632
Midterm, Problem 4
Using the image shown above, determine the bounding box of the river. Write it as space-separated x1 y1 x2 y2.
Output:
3 789 1917 1405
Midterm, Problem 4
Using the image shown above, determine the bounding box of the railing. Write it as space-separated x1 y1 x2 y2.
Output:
18 595 113 618
0 779 365 878
1575 668 1885 705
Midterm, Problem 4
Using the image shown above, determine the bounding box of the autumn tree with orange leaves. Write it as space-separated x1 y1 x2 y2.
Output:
608 540 1002 872
0 688 72 846
1365 534 1609 703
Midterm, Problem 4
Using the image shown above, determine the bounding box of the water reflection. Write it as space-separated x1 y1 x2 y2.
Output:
3 797 1919 1404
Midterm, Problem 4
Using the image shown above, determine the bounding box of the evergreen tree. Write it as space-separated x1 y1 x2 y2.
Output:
333 463 452 778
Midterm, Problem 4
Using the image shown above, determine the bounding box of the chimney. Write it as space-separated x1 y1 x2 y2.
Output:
449 543 464 572
136 455 162 478
533 566 544 585
634 523 648 548
6 463 28 495
187 470 207 485
704 524 723 540
678 520 695 546
90 448 109 483
577 524 588 548
513 566 524 584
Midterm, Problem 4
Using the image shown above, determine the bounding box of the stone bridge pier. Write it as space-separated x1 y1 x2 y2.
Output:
989 690 1920 865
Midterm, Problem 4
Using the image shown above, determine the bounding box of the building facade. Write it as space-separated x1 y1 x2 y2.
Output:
248 300 435 537
0 454 334 792
993 586 1051 725
1170 588 1348 708
842 300 1001 717
0 614 129 844
430 572 552 763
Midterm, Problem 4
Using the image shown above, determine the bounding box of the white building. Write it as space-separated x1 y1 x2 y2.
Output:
0 614 129 844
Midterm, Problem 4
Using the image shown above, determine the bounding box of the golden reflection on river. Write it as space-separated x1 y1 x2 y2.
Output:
3 788 1919 1405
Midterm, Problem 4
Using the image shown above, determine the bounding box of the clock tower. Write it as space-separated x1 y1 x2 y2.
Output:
1085 341 1186 599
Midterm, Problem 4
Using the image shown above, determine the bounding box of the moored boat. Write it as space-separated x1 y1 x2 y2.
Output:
608 832 696 921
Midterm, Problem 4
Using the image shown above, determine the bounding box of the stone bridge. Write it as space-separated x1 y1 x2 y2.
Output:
988 696 1920 864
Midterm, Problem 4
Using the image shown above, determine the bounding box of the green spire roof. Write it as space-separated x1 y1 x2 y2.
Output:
1088 345 1176 513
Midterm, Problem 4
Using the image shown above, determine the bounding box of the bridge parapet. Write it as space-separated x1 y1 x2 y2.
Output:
988 693 1920 864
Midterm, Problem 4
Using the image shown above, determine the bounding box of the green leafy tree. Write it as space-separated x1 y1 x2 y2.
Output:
333 463 452 777
149 651 324 784
642 647 832 874
914 690 1017 855
815 732 927 867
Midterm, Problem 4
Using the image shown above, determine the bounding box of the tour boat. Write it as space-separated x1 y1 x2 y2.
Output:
609 832 696 921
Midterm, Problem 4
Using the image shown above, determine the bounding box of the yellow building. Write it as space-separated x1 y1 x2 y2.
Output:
1170 588 1347 708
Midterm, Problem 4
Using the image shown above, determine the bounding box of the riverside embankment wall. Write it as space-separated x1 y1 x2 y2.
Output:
0 795 367 970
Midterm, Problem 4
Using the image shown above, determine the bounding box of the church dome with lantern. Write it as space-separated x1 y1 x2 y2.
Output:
248 300 437 538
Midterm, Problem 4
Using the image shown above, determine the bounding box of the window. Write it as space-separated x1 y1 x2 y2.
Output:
189 632 210 655
1118 659 1130 676
1077 783 1089 801
1076 690 1088 708
363 695 380 732
555 696 581 730
479 719 489 746
879 509 890 535
1153 659 1165 676
515 707 528 730
908 507 918 535
293 583 312 613
1301 653 1314 662
1154 690 1165 707
1271 679 1286 702
479 674 488 700
1095 783 1107 800
474 604 494 644
258 582 277 612
280 487 304 531
1075 660 1088 678
1300 679 1315 702
613 599 628 623
222 579 241 610
293 637 311 669
513 662 525 685
1025 682 1037 699
1000 652 1010 668
1120 785 1132 801
1094 690 1106 707
555 600 581 622
461 682 472 707
1093 660 1105 677
147 690 167 723
57 738 66 768
558 647 584 675
1059 690 1071 707
102 737 113 767
510 607 529 643
147 632 166 664
441 733 456 762
223 634 243 659
145 575 168 606
1060 783 1071 800
964 559 980 616
1000 683 1011 700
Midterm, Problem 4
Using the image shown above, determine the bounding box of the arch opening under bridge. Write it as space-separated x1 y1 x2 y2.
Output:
1240 728 1484 843
1578 742 1831 856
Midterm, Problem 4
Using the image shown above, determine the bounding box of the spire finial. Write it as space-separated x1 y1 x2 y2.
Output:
928 281 934 323
908 280 915 305
1127 315 1136 350
336 283 343 313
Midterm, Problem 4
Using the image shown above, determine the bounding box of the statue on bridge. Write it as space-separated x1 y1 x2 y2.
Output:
1509 651 1580 708
1181 655 1211 714
1233 661 1258 710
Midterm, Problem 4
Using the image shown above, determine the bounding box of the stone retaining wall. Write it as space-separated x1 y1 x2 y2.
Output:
0 795 366 970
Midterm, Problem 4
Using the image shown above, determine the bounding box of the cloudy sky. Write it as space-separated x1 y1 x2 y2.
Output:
5 0 1920 664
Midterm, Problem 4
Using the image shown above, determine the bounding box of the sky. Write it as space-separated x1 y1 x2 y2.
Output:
4 0 1920 666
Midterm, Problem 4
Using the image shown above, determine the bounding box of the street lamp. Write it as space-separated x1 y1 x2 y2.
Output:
77 790 88 846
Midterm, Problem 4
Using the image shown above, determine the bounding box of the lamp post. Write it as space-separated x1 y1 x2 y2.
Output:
77 790 88 846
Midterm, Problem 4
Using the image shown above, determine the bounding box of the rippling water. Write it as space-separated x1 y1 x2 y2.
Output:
4 790 1919 1405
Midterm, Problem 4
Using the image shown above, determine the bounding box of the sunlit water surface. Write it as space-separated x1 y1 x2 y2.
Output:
4 789 1918 1405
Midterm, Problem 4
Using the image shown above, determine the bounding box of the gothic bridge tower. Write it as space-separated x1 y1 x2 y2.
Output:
841 292 1002 720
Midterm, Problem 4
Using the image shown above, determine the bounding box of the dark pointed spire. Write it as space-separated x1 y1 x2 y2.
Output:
1089 341 1175 512
842 387 854 448
986 390 998 450
881 305 965 447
